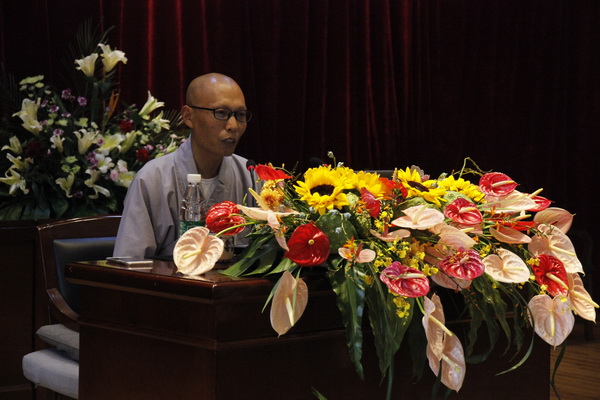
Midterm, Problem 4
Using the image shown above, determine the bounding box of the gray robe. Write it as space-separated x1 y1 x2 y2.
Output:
113 138 255 258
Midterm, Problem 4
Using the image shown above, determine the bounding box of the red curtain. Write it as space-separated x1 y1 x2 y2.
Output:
2 0 600 271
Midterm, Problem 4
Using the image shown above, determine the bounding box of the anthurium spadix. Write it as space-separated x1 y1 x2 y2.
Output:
483 248 531 283
270 271 308 336
528 294 574 347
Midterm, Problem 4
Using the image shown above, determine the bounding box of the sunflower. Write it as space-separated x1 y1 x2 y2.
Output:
354 171 388 198
437 175 485 202
395 167 446 207
294 166 351 215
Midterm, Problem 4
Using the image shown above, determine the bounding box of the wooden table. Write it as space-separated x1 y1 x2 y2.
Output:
66 260 550 400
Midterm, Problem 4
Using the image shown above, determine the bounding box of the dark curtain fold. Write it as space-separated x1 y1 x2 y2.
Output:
1 0 599 275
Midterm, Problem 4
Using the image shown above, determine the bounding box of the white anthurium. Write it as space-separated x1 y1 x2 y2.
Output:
483 248 530 283
392 205 445 230
528 224 583 274
13 98 42 135
138 91 164 119
270 270 308 336
0 168 29 195
567 273 598 322
173 226 224 275
97 132 125 154
98 43 128 73
84 168 110 199
481 190 537 213
1 136 23 154
49 134 65 153
55 173 75 198
74 53 98 77
528 294 574 347
75 129 99 154
237 204 299 221
489 225 532 244
426 330 466 392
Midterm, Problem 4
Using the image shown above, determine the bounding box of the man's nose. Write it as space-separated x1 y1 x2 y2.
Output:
225 115 240 131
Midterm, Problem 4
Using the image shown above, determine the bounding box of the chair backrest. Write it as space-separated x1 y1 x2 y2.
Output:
37 215 121 327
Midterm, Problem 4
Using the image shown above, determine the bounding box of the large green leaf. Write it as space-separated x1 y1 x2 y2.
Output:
221 234 274 276
315 211 357 253
328 259 366 380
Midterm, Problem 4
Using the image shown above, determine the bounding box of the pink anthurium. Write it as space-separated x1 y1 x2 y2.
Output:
173 226 224 275
529 224 583 274
528 194 552 212
489 225 532 244
427 331 466 393
482 191 537 213
380 261 430 298
429 270 471 291
483 248 531 283
267 210 289 251
433 223 477 249
422 294 466 392
392 205 445 230
533 207 573 234
270 271 308 336
369 228 411 242
438 248 485 280
338 240 376 263
237 204 298 221
567 273 598 322
478 172 518 196
528 294 575 347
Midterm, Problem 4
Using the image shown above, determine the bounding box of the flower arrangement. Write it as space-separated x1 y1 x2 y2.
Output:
0 25 186 220
174 156 597 397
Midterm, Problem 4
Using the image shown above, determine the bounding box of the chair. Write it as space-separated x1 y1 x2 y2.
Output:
22 215 121 399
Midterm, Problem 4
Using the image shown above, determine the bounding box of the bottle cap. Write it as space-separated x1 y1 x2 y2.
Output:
187 173 202 183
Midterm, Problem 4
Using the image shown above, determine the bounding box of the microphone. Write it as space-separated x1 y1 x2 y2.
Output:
246 159 257 172
308 157 327 169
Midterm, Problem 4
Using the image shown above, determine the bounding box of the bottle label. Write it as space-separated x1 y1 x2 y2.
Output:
179 220 205 237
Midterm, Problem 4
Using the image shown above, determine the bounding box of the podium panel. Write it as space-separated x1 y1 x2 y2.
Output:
67 260 550 400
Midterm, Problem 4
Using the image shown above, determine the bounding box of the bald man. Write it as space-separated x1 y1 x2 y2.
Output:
114 73 255 259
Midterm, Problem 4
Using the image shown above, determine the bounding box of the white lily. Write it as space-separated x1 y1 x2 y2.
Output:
6 153 31 171
95 154 114 174
12 98 42 135
49 135 65 153
119 130 140 154
98 43 128 73
149 111 171 132
138 91 164 119
74 129 99 154
97 133 125 154
84 169 110 199
74 53 98 77
0 168 29 195
55 173 75 198
1 136 23 154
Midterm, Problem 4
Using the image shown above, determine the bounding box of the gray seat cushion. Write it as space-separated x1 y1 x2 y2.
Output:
22 348 78 399
36 324 79 361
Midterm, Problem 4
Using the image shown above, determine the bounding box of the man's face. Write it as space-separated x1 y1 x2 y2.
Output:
183 82 247 162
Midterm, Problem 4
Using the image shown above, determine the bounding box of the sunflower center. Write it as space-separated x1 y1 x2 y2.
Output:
311 184 335 196
408 180 429 192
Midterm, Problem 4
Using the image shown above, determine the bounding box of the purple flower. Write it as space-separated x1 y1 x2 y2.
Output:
41 99 49 108
53 128 64 136
61 112 72 118
61 89 73 100
49 105 59 113
77 96 87 106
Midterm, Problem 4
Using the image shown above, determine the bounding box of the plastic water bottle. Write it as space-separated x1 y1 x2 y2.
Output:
179 173 206 237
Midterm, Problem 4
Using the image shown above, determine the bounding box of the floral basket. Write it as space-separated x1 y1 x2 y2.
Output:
174 156 598 398
0 24 186 220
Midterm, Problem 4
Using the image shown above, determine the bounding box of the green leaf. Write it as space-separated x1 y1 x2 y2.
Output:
328 261 366 380
315 211 357 253
221 234 275 276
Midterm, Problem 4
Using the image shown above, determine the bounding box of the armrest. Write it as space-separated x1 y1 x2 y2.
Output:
47 288 79 331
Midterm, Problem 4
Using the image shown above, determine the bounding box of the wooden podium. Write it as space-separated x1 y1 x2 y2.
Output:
66 260 550 400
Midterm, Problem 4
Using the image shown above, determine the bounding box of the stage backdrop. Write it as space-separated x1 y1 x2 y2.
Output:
1 0 599 289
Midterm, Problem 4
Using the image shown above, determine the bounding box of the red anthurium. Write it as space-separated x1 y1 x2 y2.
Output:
443 198 483 225
532 254 569 297
360 188 381 218
284 223 330 266
478 172 518 196
255 164 292 180
528 195 552 212
379 261 430 298
206 201 246 235
438 248 485 280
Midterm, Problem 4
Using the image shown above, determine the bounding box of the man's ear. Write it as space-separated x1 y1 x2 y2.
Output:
181 105 193 128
